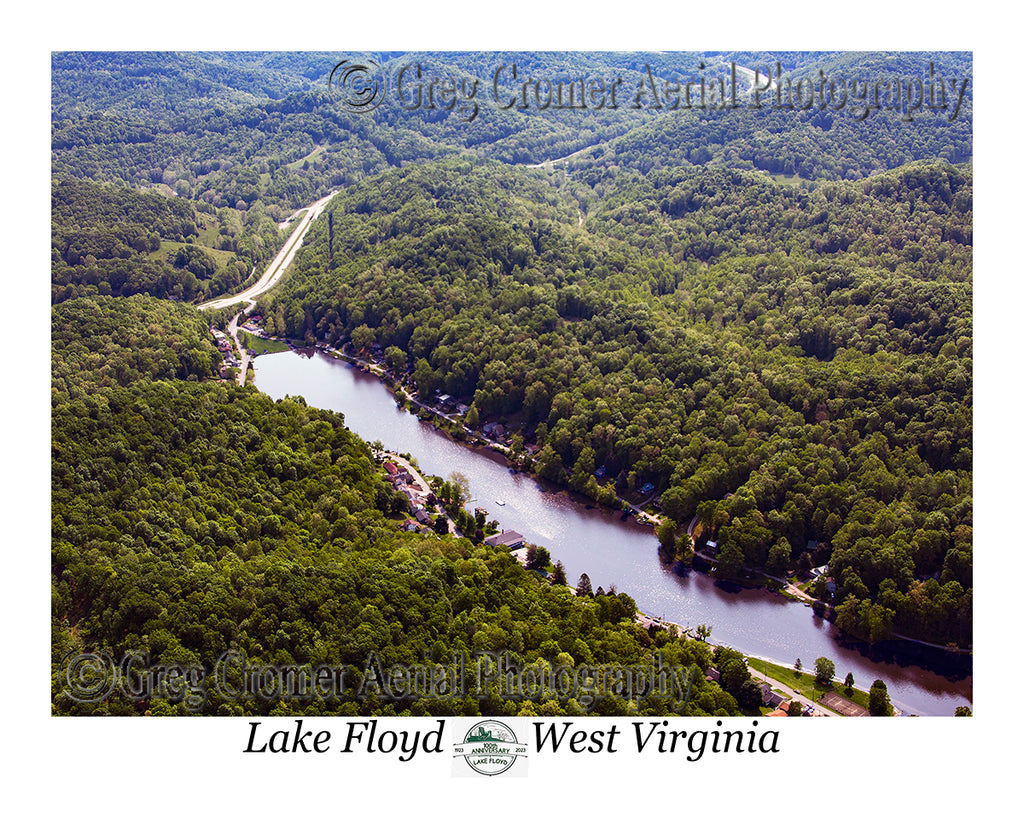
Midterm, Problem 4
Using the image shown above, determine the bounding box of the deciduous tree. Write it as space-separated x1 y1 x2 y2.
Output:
814 656 835 686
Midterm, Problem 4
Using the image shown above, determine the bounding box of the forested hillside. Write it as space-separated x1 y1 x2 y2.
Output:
51 296 740 716
51 52 973 717
52 52 971 214
259 156 972 647
51 178 287 303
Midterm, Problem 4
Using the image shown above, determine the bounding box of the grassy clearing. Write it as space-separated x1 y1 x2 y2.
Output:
285 145 325 170
238 330 290 355
752 657 871 712
194 213 227 247
149 239 236 268
769 172 808 186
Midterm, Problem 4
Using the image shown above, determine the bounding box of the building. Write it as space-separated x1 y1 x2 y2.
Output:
484 530 526 549
759 683 787 710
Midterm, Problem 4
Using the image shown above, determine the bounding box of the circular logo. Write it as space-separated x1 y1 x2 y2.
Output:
328 59 387 112
453 720 528 777
59 651 118 703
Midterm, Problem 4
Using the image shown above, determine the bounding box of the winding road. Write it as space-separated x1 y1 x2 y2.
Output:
200 190 337 385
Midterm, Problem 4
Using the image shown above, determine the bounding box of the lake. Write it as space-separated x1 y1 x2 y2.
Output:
254 348 973 716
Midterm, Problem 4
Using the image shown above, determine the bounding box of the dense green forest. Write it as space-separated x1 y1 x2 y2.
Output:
51 52 973 716
51 178 288 303
51 52 971 215
259 156 972 647
52 296 740 716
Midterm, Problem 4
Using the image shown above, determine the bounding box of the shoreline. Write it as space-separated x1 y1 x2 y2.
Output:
250 338 973 657
241 337 972 706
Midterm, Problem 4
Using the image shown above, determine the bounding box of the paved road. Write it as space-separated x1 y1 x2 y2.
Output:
200 190 338 312
385 451 460 535
226 309 256 386
525 144 596 169
746 662 832 716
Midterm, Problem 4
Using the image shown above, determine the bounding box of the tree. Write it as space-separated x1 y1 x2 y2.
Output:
447 471 470 505
525 545 551 571
674 532 694 567
576 573 593 596
954 706 972 717
720 659 751 697
551 561 567 585
796 551 813 577
351 324 375 353
869 679 893 716
715 540 745 578
656 519 677 553
737 678 765 712
844 672 855 692
696 623 712 641
814 656 835 686
384 346 407 373
413 358 436 394
433 516 449 535
767 537 791 576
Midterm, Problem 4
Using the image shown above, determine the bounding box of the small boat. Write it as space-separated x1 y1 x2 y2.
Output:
495 499 506 506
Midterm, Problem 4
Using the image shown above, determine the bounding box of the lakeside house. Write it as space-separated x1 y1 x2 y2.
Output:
759 683 787 710
484 530 526 549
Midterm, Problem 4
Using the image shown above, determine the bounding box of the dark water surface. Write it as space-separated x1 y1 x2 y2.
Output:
254 349 973 716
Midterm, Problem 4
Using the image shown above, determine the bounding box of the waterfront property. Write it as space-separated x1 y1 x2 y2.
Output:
485 530 526 549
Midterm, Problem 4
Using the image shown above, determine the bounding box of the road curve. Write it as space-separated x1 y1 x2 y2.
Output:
200 190 338 312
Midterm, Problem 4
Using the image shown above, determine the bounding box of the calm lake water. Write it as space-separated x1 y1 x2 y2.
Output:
254 349 973 716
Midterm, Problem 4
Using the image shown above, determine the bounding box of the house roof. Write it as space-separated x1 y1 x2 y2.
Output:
485 530 526 548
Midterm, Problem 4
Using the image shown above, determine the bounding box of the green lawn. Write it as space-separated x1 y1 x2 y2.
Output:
151 239 237 267
238 330 290 355
769 171 808 186
751 657 872 712
285 145 325 170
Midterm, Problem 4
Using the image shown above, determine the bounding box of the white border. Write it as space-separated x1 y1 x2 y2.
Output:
12 3 1016 814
